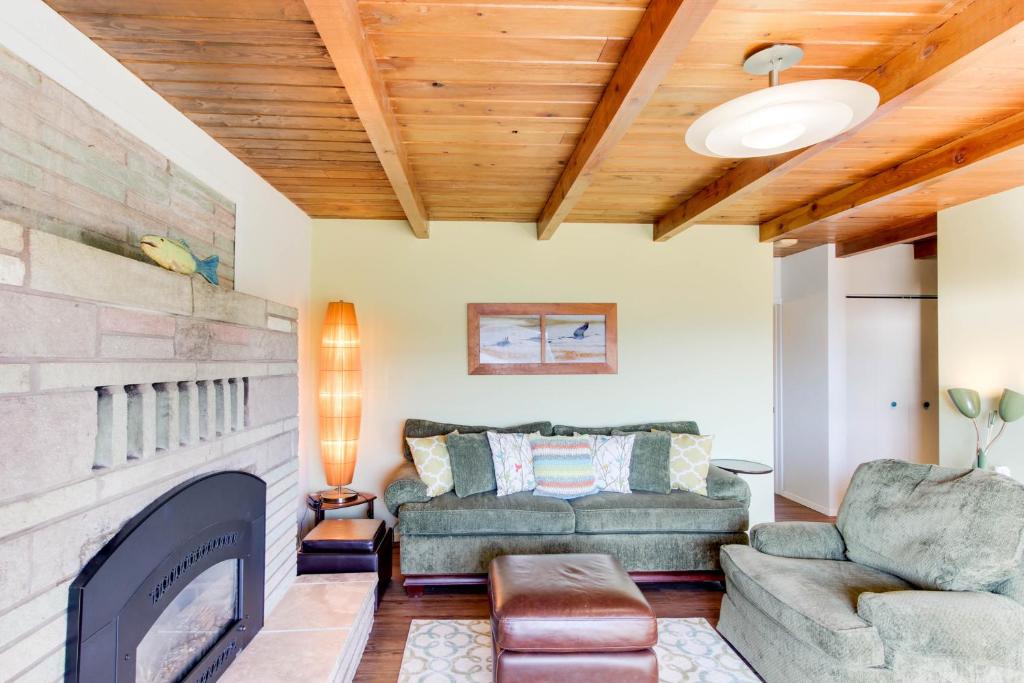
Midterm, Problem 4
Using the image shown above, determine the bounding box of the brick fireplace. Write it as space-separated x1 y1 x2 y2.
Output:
0 39 302 682
0 224 300 679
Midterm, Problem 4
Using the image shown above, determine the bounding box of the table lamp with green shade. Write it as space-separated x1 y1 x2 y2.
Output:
948 387 1024 469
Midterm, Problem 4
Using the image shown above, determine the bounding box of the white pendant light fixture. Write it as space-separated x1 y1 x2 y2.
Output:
686 45 879 158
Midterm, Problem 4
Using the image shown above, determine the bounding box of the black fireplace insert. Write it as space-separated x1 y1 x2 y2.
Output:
66 471 267 683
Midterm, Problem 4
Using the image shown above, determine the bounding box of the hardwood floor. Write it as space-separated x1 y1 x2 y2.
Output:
353 495 831 682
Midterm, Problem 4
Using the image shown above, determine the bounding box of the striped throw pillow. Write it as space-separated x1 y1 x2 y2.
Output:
529 435 598 500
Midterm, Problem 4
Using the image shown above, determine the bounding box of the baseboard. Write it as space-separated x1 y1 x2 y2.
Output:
777 490 836 517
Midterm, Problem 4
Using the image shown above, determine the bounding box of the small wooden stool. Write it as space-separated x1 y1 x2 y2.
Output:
297 518 393 609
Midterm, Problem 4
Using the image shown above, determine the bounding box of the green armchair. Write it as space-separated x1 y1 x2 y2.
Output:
718 459 1024 682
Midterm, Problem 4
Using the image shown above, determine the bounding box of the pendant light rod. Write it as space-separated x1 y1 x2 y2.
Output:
743 44 804 86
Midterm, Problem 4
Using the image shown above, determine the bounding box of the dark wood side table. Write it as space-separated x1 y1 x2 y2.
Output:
711 459 774 475
307 491 377 525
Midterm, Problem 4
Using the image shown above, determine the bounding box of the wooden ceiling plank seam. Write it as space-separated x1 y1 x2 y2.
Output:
762 107 1024 241
535 0 719 240
306 0 428 235
834 214 937 258
653 0 1024 242
48 0 316 21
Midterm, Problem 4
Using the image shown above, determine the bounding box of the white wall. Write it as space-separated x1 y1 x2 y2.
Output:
776 244 937 514
938 186 1024 475
309 220 776 526
0 0 315 514
777 246 835 513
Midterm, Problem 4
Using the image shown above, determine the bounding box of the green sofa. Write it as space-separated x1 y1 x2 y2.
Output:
718 459 1024 682
385 419 752 594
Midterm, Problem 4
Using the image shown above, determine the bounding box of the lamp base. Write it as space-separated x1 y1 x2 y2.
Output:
320 486 359 503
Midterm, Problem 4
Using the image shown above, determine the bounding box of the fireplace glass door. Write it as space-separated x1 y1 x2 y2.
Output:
136 559 240 683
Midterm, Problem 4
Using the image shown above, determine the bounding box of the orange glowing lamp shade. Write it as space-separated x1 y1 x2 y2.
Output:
319 301 361 490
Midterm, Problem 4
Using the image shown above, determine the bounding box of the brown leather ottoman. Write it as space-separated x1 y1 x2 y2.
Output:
488 554 658 682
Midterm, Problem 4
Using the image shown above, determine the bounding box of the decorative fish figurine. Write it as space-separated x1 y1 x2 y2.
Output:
140 235 219 285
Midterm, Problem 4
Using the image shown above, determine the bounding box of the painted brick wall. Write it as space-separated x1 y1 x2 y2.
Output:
0 46 236 288
0 223 298 681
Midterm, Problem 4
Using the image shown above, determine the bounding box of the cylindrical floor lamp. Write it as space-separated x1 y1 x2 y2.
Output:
319 301 362 502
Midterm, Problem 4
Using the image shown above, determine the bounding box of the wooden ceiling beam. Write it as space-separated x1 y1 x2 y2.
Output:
535 0 718 240
764 108 1024 242
304 0 429 237
654 0 1024 242
835 215 937 258
913 236 938 260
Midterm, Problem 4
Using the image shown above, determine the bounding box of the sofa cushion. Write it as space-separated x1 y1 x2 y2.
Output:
857 589 1024 671
398 491 575 536
720 544 911 666
552 421 699 437
399 493 577 536
448 432 497 497
403 419 553 461
571 491 747 533
838 459 1024 591
612 430 671 494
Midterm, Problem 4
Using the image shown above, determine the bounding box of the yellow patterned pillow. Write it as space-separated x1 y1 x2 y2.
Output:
655 430 713 495
406 431 458 497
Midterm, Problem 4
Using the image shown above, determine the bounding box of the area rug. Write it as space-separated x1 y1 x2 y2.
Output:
397 618 758 682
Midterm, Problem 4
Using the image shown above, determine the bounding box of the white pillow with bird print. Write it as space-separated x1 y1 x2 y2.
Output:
581 433 633 493
406 431 458 497
487 431 538 496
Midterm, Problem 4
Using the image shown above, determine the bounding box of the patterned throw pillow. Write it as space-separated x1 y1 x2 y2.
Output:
579 433 633 493
487 431 537 496
529 435 599 500
405 431 458 497
655 430 713 495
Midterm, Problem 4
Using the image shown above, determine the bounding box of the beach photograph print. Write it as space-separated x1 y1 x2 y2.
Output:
478 315 542 364
545 314 606 363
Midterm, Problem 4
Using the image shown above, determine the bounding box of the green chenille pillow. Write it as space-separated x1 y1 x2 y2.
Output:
553 421 700 437
447 432 498 497
402 419 553 461
612 429 672 494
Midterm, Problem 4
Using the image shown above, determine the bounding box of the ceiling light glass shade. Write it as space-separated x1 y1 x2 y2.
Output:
999 388 1024 423
686 80 879 158
948 388 982 419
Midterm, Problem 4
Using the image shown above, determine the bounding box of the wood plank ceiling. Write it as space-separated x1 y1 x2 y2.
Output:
46 0 1024 257
47 0 408 220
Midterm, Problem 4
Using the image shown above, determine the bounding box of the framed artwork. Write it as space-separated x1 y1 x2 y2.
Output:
468 303 617 375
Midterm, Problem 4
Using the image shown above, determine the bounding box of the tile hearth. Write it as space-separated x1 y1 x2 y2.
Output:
221 573 377 683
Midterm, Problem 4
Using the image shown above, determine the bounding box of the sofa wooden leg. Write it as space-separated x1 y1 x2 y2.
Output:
404 583 426 598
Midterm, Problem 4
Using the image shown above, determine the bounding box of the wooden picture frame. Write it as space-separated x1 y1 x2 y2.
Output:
468 303 618 375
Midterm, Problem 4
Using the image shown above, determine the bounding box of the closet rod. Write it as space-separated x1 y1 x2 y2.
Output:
846 295 937 300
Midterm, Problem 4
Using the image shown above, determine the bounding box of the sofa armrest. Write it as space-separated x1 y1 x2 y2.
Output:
383 462 430 516
858 590 1024 670
750 522 846 560
706 465 750 505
